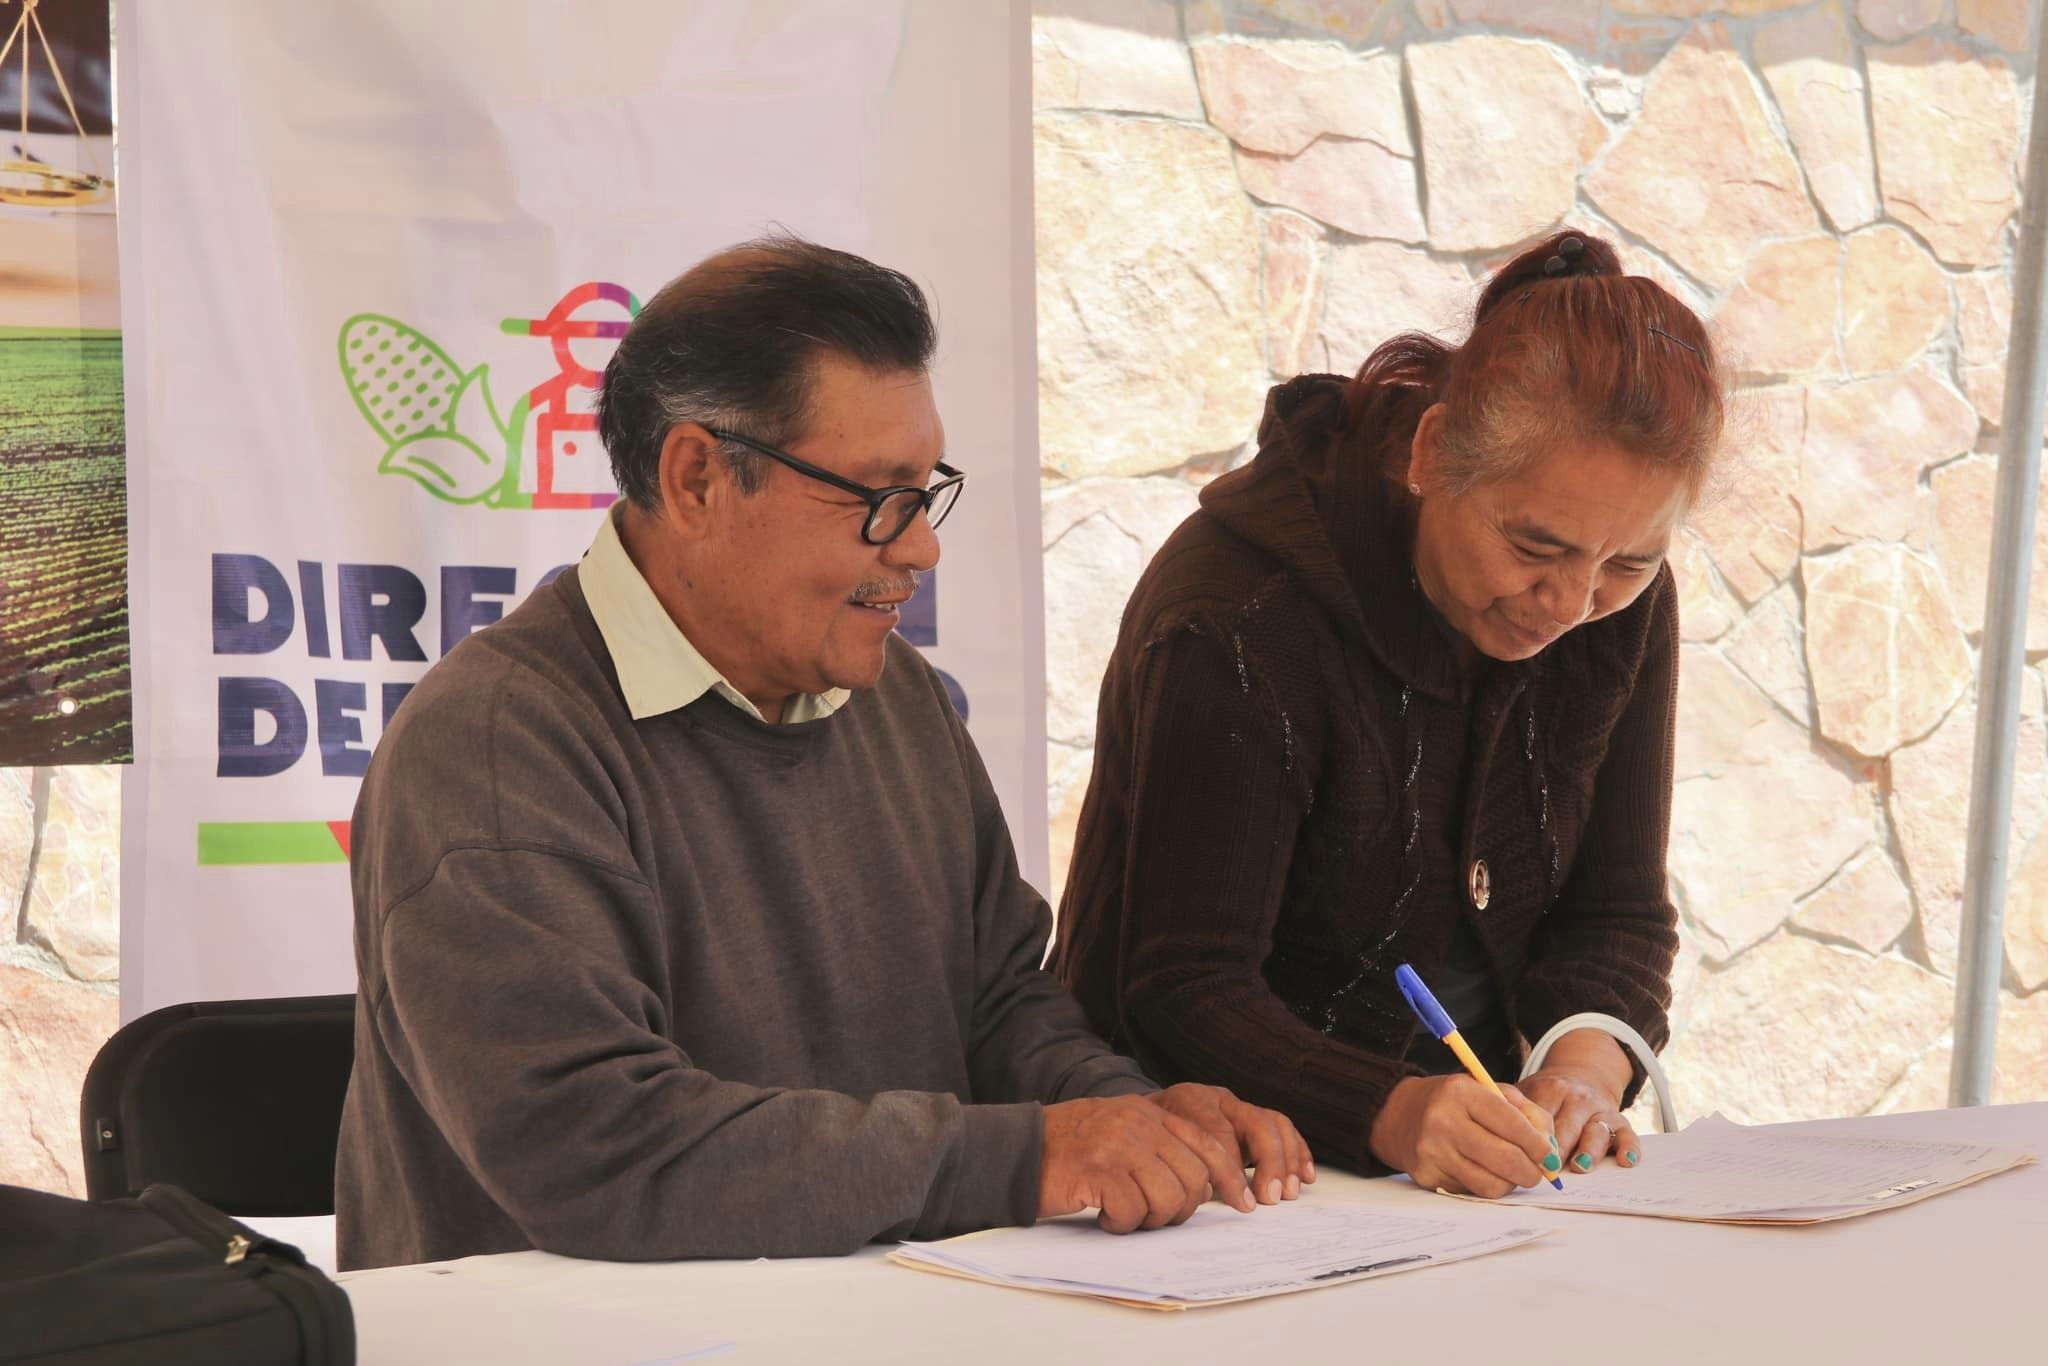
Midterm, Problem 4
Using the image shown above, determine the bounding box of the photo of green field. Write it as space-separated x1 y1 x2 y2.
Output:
0 326 130 764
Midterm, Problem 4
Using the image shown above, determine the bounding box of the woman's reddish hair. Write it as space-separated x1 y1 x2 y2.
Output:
1342 230 1726 499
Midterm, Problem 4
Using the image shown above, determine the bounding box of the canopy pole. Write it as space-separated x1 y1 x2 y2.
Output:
1950 20 2048 1107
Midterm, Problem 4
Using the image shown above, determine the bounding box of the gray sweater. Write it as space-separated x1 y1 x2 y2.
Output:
334 568 1154 1269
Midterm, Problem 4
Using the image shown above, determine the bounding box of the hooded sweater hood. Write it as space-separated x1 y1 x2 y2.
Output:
1196 373 1467 702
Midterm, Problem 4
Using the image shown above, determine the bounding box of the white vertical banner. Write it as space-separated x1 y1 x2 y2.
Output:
118 1 1044 1016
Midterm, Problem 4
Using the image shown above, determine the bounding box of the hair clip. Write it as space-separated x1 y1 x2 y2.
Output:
1648 324 1702 356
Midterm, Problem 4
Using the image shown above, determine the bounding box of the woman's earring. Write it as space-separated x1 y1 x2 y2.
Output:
1408 481 1423 496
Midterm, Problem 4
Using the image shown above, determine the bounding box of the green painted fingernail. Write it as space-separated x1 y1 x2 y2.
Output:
1543 1151 1562 1173
1575 1152 1594 1171
1626 1150 1639 1165
1548 1134 1559 1150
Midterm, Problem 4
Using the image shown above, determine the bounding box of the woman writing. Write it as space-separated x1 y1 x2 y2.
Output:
1051 231 1724 1198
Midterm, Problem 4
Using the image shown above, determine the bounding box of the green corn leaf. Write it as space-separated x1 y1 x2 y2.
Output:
377 432 507 504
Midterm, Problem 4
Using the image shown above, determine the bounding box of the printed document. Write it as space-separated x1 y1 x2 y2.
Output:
891 1202 1547 1309
1473 1112 2034 1223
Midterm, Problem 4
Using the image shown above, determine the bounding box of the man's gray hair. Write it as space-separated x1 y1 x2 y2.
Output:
596 233 937 506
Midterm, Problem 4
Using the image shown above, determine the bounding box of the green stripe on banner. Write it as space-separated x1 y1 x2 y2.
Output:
197 821 348 865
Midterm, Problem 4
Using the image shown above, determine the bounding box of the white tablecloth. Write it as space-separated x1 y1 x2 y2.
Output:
337 1103 2048 1365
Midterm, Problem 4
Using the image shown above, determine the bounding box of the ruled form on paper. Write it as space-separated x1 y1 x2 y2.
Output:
1467 1113 2034 1224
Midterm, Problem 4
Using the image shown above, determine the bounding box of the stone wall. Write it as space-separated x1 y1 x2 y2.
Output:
0 764 118 1194
1036 0 2048 1126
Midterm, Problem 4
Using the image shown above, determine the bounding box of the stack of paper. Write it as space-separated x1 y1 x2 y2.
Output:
891 1203 1547 1309
1474 1113 2034 1224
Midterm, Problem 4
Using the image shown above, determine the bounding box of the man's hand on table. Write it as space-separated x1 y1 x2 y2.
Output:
1038 1084 1314 1233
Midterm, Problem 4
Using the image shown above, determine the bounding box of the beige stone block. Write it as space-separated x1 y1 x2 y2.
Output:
1713 237 1839 377
1928 455 2048 649
1447 0 1601 45
2002 826 2048 992
1183 0 1229 35
1235 136 1425 243
1046 744 1094 914
1315 239 1473 375
1675 532 1738 643
1657 935 1953 1124
1617 234 1713 315
1890 688 2048 977
0 768 34 924
1868 39 2020 267
1584 24 1816 290
1586 72 1638 122
1687 385 1803 603
0 961 116 1195
1665 911 1711 1036
1601 21 1686 77
1194 0 1401 44
1876 989 2048 1112
1036 114 1268 480
1043 478 1203 747
1959 0 2033 52
1408 37 1593 254
1805 543 1973 759
1995 992 2048 1105
1842 225 1950 376
1855 0 1942 40
1871 1043 1948 1114
1724 580 1811 724
1674 644 1769 785
1800 370 1977 552
1793 847 1914 953
1190 39 1407 159
1956 273 2012 427
22 766 119 983
1611 1 1805 13
1033 6 1204 118
1669 649 1873 955
1261 211 1326 379
1755 3 1879 233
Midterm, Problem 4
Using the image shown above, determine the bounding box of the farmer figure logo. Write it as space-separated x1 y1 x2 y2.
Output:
338 282 640 509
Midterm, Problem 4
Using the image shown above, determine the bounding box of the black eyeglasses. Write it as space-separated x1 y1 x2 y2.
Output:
706 428 965 546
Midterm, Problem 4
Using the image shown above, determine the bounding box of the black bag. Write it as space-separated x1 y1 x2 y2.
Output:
0 1182 354 1364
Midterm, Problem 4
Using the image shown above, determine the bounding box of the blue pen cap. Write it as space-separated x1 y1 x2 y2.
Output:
1394 963 1456 1040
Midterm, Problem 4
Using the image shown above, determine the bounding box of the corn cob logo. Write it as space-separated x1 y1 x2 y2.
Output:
339 315 513 504
338 283 639 509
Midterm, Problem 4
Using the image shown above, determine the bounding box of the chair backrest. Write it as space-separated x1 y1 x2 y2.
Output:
78 994 356 1216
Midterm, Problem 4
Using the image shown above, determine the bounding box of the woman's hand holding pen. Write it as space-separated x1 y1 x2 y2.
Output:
1518 1028 1640 1175
1369 1074 1564 1198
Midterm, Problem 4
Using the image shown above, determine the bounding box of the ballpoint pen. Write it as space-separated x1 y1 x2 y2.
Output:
1394 962 1564 1191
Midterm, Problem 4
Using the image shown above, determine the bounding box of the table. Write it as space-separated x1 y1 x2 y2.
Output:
336 1103 2048 1365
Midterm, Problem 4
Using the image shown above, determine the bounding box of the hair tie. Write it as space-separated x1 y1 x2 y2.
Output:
1543 235 1592 278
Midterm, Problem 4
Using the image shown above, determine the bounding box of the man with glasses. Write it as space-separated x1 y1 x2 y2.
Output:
335 235 1312 1270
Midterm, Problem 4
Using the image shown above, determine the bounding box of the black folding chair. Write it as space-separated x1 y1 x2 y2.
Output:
78 994 357 1216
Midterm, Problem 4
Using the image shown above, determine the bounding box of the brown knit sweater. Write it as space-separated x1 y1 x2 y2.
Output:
1050 374 1680 1171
